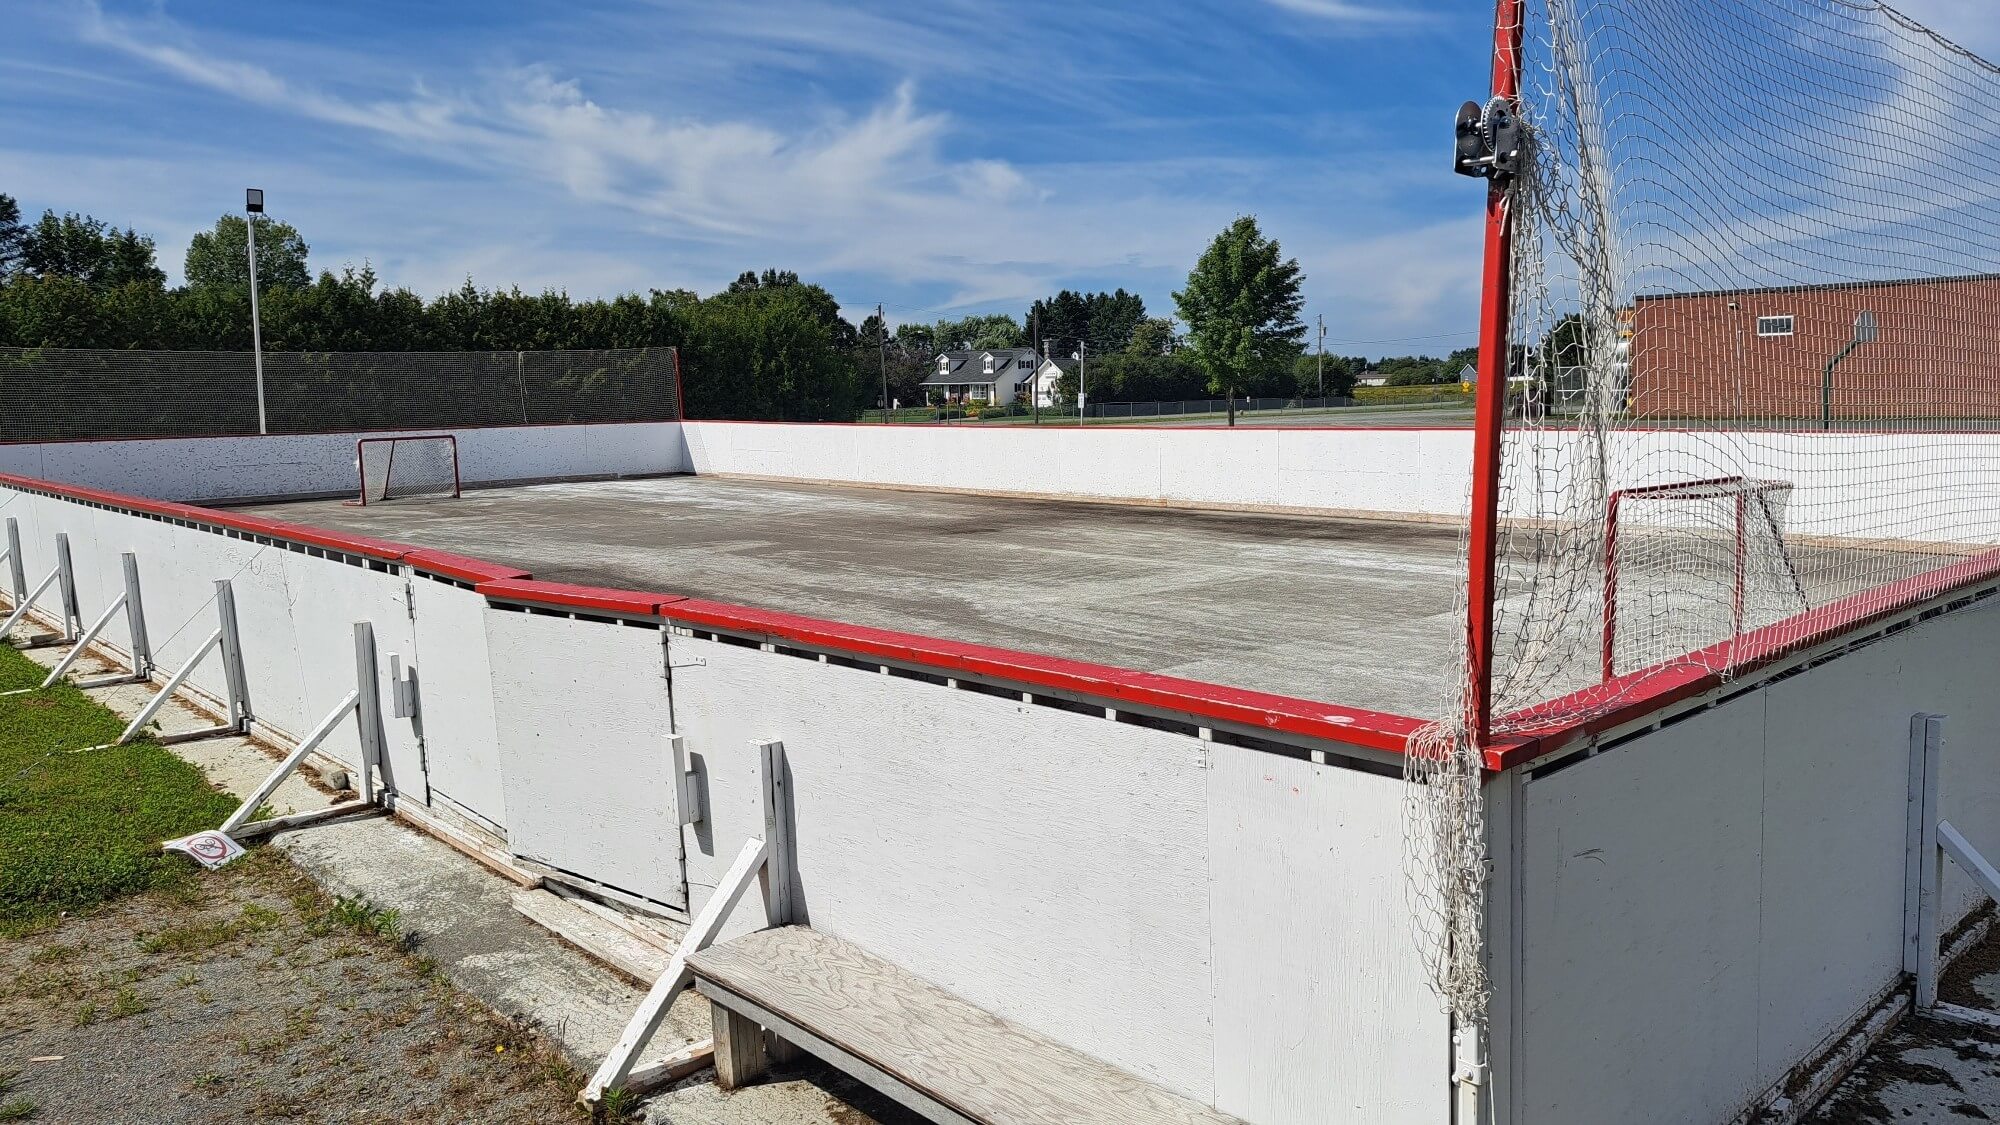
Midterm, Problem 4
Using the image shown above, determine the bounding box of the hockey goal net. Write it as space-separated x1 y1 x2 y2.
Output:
351 436 461 505
1602 476 1806 681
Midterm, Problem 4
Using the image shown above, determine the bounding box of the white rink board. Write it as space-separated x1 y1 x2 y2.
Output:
408 574 508 831
665 631 1443 1120
0 420 688 504
683 421 2000 545
486 606 685 910
1512 593 2000 1125
680 420 1473 519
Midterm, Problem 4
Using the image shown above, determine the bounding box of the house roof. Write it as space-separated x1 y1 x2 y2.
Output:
920 348 1041 387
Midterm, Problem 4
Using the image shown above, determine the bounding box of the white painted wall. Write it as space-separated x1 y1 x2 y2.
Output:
680 420 1474 519
0 420 688 503
1511 593 2000 1124
683 421 2000 546
665 631 1445 1122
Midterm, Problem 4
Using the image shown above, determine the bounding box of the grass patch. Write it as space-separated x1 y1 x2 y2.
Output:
0 1096 34 1121
0 644 238 935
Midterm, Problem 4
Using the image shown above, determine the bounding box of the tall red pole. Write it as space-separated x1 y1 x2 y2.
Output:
1466 0 1525 746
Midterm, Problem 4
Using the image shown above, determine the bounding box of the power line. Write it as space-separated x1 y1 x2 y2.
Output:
1321 329 1478 347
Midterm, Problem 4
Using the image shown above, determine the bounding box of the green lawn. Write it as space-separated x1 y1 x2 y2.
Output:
0 644 237 936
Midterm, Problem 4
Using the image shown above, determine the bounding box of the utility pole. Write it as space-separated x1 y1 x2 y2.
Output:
1312 312 1328 400
244 188 267 435
877 303 889 424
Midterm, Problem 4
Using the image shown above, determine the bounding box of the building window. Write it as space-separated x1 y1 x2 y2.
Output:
1756 315 1794 337
1017 358 1032 368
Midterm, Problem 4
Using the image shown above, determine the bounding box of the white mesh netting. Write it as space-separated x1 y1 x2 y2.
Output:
1408 0 2000 1028
358 437 460 504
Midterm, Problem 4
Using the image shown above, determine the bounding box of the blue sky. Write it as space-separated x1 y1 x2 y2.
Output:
3 1 1992 356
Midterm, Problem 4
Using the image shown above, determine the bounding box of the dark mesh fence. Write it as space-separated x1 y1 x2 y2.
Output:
0 347 680 441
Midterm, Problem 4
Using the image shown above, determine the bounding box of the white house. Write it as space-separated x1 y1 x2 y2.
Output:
921 348 1045 406
1030 356 1071 408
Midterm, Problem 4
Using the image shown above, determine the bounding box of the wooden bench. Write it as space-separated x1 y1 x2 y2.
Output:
686 926 1243 1125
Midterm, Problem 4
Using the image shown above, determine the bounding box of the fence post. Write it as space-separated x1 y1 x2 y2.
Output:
516 350 529 425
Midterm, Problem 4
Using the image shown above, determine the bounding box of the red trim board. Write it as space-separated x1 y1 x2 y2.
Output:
1488 545 2000 769
6 467 1996 771
648 597 1430 753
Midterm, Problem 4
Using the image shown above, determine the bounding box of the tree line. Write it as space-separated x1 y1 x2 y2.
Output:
0 191 1458 421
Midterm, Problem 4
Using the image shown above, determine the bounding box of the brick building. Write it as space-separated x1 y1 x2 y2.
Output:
1628 273 2000 421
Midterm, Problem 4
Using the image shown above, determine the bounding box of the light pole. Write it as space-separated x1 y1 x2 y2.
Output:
1072 341 1086 426
1821 309 1877 429
244 188 267 435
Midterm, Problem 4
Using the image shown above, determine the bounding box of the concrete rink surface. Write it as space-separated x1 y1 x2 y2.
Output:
244 475 1469 717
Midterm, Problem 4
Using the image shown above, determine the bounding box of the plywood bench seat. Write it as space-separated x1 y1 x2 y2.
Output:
686 925 1243 1125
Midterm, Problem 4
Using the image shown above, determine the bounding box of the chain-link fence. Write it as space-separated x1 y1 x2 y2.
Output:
0 347 680 441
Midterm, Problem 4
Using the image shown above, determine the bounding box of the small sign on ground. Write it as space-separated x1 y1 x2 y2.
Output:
163 829 245 869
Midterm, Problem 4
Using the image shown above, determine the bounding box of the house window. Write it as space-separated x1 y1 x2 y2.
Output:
1017 358 1032 368
1756 315 1794 337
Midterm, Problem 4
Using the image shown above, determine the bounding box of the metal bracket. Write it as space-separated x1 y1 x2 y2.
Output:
1453 96 1523 182
388 653 420 720
669 733 705 826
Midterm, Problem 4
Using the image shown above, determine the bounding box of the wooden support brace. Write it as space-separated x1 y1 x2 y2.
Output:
231 799 381 842
1912 714 1947 1010
622 1039 716 1098
117 628 222 744
760 739 799 926
1940 820 2000 906
219 688 361 835
37 589 128 689
0 563 62 644
1 517 23 606
583 835 769 1104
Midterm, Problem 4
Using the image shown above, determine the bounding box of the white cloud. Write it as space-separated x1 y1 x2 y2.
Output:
1263 0 1428 27
45 0 1482 346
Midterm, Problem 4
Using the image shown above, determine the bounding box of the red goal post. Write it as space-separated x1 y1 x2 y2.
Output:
1601 475 1806 681
349 435 462 506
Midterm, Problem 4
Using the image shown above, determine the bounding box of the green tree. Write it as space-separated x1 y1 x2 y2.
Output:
1026 289 1147 357
0 194 24 278
20 211 164 287
184 214 310 291
1125 317 1178 356
1173 216 1306 396
1293 351 1360 397
932 313 1024 352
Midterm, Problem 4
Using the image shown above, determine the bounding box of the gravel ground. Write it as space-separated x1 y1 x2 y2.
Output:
0 848 586 1124
1806 920 2000 1123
